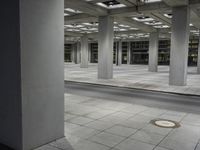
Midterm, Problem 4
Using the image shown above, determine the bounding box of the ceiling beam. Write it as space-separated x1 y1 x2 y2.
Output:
109 2 170 16
65 14 97 24
162 0 188 6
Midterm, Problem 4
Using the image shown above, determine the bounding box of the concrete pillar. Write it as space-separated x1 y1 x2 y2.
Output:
169 6 190 86
76 42 81 64
71 44 76 63
0 0 64 150
148 32 159 72
197 35 200 73
115 42 118 65
88 43 91 63
117 40 122 66
80 35 89 68
127 42 131 64
98 16 114 79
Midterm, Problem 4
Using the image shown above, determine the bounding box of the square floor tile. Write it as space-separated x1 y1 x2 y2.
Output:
105 125 137 137
89 132 125 147
115 138 155 150
130 130 165 145
69 116 94 125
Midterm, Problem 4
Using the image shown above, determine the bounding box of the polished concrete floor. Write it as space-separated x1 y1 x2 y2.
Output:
36 93 200 150
65 63 200 96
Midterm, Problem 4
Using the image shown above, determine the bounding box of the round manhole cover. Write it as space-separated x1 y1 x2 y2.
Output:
150 119 180 128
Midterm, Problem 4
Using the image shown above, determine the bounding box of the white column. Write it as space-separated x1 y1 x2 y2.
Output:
98 16 114 79
76 42 81 64
169 6 190 86
117 40 122 66
0 0 64 150
71 43 76 63
127 42 131 64
197 35 200 73
80 35 89 68
148 32 159 72
88 43 91 63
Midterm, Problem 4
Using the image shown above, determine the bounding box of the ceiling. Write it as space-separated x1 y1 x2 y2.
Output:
65 0 200 42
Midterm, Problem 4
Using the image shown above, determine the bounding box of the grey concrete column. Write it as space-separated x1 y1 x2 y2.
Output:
117 40 122 66
148 32 159 72
169 6 190 86
98 16 114 79
0 0 64 150
197 35 200 73
71 44 76 63
88 43 91 63
127 42 131 64
80 35 89 68
75 42 81 64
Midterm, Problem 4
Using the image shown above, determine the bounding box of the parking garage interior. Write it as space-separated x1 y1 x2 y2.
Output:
1 0 200 150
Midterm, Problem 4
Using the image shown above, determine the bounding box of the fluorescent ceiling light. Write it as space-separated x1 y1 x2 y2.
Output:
119 24 130 28
133 16 154 22
65 8 82 13
130 27 139 30
144 21 162 25
145 0 162 3
97 2 126 9
154 25 169 28
164 14 172 19
119 28 128 31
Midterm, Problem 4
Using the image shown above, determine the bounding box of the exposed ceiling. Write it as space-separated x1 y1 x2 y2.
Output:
65 0 200 42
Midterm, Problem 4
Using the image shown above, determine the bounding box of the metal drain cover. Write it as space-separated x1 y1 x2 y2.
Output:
151 119 180 128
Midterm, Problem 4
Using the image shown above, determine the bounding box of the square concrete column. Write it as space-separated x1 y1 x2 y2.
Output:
71 43 76 63
148 32 159 72
80 35 89 68
169 6 190 86
88 43 92 63
76 42 81 64
117 40 122 66
197 35 200 74
0 0 64 150
98 16 114 79
127 42 131 64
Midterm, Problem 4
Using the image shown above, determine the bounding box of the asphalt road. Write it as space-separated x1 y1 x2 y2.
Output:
65 81 200 114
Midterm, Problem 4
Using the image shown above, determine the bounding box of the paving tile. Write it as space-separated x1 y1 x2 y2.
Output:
154 146 170 150
89 132 125 147
119 119 148 130
142 124 172 136
70 126 100 139
159 137 197 150
105 125 138 137
130 130 165 145
85 120 115 131
115 138 155 150
50 138 75 150
73 140 110 150
69 116 94 125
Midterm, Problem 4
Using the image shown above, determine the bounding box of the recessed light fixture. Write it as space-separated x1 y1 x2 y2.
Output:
154 25 169 28
144 21 162 25
164 13 172 19
65 8 82 14
97 0 126 9
119 24 130 28
133 16 154 22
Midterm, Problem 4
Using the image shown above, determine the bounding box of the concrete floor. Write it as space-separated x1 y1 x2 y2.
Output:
65 63 200 96
35 93 200 150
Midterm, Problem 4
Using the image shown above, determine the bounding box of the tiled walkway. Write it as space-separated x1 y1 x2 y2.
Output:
65 63 200 96
36 94 200 150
